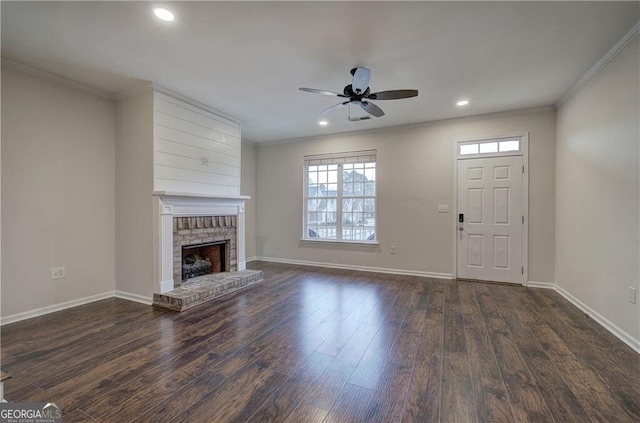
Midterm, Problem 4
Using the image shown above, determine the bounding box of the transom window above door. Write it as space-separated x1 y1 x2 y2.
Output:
458 138 522 158
303 150 377 243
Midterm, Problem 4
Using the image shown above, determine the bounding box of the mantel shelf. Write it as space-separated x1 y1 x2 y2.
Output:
152 191 250 201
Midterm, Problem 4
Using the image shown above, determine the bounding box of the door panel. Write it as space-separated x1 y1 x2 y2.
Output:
457 156 523 283
468 189 484 223
468 235 484 266
493 188 510 223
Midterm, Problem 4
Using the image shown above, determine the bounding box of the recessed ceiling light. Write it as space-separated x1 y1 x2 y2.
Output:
318 120 328 126
456 99 470 106
154 8 175 22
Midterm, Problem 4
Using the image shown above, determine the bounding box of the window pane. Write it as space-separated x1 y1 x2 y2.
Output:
343 212 354 226
365 181 376 196
499 140 520 152
343 226 370 241
308 171 317 184
343 166 366 197
364 167 375 181
343 198 363 213
343 179 353 195
460 144 478 155
479 142 498 153
364 199 375 214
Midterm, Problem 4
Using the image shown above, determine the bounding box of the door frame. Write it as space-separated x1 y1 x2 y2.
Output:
452 132 530 285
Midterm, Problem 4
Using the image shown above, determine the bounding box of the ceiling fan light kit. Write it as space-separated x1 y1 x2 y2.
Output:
300 67 418 121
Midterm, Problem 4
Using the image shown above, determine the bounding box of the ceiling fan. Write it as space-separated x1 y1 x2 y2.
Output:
299 67 418 120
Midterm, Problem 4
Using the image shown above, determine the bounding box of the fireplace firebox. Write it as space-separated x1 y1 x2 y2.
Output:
181 240 228 282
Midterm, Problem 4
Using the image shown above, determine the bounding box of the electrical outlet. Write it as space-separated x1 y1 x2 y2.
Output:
201 156 209 166
630 287 637 304
390 245 396 255
51 267 65 280
438 205 449 213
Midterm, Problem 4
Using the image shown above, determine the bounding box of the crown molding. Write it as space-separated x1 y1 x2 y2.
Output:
1 57 115 100
557 20 640 107
113 82 153 101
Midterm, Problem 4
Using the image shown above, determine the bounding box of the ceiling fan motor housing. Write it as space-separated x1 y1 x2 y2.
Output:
343 84 370 100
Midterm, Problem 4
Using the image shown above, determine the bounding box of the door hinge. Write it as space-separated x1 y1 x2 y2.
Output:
522 216 524 224
522 267 524 274
522 165 525 173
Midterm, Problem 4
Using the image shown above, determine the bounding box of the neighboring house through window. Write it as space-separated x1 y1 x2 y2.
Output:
303 150 377 242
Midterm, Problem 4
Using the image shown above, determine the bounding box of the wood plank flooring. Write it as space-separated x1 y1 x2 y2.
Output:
1 261 639 422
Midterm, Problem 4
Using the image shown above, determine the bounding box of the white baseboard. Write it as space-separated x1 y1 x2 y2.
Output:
528 281 640 354
1 290 154 325
245 256 257 263
553 284 640 354
526 280 555 289
0 291 114 325
253 256 453 279
113 291 153 305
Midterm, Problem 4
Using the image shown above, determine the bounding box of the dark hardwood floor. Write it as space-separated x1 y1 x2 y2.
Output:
1 261 639 422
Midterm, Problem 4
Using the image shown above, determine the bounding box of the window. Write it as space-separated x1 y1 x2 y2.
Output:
304 151 376 242
458 138 521 157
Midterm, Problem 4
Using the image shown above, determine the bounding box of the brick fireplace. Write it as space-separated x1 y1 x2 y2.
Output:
153 192 248 294
173 216 236 283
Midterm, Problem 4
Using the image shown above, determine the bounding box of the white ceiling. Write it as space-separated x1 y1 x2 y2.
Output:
2 2 638 143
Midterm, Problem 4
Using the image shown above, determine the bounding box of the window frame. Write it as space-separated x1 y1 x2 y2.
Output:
302 153 378 244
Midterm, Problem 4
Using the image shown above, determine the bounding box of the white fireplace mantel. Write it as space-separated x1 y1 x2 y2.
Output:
153 191 250 294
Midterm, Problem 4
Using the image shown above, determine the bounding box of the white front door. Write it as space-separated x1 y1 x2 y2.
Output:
457 155 524 284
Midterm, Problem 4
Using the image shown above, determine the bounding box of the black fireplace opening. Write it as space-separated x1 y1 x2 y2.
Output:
182 240 227 282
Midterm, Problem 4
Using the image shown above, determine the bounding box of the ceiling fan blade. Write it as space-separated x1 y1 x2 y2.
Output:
321 101 350 115
351 67 371 94
299 88 347 97
368 89 419 100
359 101 385 118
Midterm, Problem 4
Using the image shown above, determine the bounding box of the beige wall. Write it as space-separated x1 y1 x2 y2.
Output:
115 91 154 299
256 108 556 282
1 67 116 317
241 142 257 260
556 37 640 341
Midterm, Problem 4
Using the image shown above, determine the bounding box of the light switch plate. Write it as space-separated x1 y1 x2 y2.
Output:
438 205 449 213
51 267 65 280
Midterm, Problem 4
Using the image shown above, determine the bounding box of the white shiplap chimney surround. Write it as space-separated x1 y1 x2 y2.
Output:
148 87 247 294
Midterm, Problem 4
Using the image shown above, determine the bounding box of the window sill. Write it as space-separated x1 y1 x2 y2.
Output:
300 238 379 246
